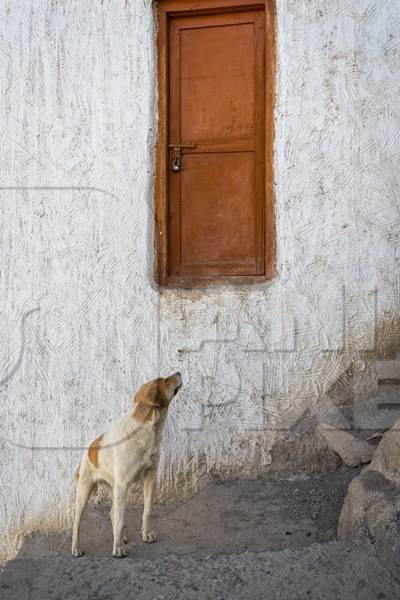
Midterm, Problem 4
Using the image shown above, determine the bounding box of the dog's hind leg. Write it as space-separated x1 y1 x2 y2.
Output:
71 461 95 557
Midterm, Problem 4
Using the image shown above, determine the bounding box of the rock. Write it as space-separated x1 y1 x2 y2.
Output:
368 422 400 483
338 419 400 575
366 432 384 441
338 470 397 539
316 424 375 467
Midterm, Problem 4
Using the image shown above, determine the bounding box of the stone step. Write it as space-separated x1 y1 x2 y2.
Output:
2 541 399 600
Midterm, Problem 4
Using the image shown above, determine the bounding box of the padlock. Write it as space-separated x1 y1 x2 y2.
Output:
172 156 181 172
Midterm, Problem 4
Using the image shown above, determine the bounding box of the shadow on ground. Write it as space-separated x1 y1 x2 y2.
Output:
18 469 356 559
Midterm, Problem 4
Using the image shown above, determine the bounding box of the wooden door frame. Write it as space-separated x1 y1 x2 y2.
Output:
154 0 276 288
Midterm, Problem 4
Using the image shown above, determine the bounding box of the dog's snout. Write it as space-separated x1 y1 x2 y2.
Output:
173 372 182 394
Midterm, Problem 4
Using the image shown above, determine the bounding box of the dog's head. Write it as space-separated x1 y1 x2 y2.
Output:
133 372 182 421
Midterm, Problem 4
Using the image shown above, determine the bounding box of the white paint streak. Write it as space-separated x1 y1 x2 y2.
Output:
0 0 400 561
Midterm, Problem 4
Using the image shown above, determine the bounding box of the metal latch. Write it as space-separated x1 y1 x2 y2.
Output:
168 143 197 172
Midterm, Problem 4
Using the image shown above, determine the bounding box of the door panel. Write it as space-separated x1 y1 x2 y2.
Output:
180 152 255 275
180 22 255 142
168 8 266 280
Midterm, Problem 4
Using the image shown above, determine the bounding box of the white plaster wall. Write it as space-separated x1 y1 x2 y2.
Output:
0 0 399 561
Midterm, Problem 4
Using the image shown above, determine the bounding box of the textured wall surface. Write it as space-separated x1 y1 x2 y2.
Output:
0 0 399 561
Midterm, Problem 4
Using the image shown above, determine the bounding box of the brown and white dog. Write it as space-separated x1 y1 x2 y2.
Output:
72 372 182 558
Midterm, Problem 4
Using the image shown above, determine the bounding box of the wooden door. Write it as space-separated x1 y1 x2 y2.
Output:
157 2 275 286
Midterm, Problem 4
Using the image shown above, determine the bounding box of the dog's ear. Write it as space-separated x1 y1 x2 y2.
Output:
134 382 164 408
144 383 163 408
133 381 165 422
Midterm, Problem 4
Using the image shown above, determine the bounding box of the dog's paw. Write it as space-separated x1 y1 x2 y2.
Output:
113 545 127 558
142 531 156 543
71 545 84 558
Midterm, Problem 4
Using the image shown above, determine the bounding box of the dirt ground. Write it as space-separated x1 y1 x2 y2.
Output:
2 467 399 599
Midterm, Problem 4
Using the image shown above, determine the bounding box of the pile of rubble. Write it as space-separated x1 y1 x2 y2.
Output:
320 418 400 575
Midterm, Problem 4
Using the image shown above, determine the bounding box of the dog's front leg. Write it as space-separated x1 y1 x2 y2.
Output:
142 468 156 543
71 471 94 557
112 482 128 557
